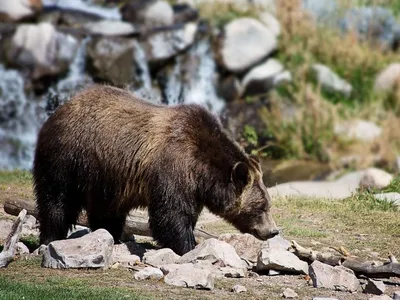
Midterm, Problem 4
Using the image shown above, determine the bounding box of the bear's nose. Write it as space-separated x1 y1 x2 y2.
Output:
269 229 280 237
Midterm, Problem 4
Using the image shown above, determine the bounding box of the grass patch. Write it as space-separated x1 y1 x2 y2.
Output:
0 170 32 185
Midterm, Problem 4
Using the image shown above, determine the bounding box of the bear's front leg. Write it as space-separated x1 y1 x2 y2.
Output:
148 207 197 256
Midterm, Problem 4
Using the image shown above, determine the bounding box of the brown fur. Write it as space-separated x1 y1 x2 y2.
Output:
33 84 278 255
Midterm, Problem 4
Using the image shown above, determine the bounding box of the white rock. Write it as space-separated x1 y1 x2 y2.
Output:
313 298 339 300
216 266 246 278
363 278 386 295
164 263 215 290
7 22 79 79
144 0 174 27
369 296 392 300
0 220 14 242
83 20 138 36
42 229 114 269
134 266 164 281
221 17 277 73
256 248 309 275
143 248 180 267
309 260 360 292
282 288 298 298
178 238 247 269
334 119 382 142
232 284 247 293
359 168 393 190
375 193 400 206
32 244 47 256
262 235 291 251
393 291 400 300
241 58 288 96
218 233 263 263
0 0 42 21
258 11 281 37
312 64 352 96
374 63 400 92
15 242 30 255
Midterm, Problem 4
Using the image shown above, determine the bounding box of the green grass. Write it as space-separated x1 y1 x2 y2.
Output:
0 276 149 300
0 170 32 185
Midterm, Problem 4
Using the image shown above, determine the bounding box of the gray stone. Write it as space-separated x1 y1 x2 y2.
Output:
133 266 164 281
256 248 309 275
15 242 29 255
112 241 146 268
374 63 400 93
0 0 41 21
0 219 14 242
164 263 215 290
42 229 114 269
312 64 352 96
393 291 400 300
241 59 289 96
359 168 393 190
220 17 277 73
218 233 262 263
374 193 400 206
5 22 79 80
83 20 138 36
32 244 47 256
178 238 246 269
309 260 360 292
262 235 291 251
258 11 280 37
363 279 385 295
231 284 247 293
334 120 382 143
216 266 246 278
143 248 180 267
282 288 298 298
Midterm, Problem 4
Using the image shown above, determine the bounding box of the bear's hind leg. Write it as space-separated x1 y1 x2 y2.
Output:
87 210 127 243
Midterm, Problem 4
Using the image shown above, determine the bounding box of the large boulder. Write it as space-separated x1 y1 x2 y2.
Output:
219 17 277 73
3 22 79 80
42 229 114 269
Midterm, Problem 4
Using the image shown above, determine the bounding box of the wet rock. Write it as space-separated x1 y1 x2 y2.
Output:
309 260 360 292
359 168 393 190
141 22 197 63
143 248 180 267
4 22 79 80
231 284 247 293
334 119 382 142
15 242 30 255
282 288 298 298
0 0 42 21
220 17 277 73
134 266 164 281
363 278 386 295
393 291 400 300
178 238 246 269
241 58 290 96
374 63 400 93
42 229 114 269
83 20 138 36
218 233 262 263
121 0 173 28
256 248 308 275
86 36 137 86
164 263 215 290
311 64 352 96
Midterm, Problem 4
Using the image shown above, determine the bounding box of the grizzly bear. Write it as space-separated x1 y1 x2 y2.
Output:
33 84 279 256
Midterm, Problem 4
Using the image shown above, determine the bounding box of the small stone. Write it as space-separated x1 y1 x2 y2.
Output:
164 263 215 290
178 238 246 269
42 229 114 269
334 120 382 143
393 291 400 300
282 288 298 298
312 64 352 96
143 248 180 267
363 279 386 295
268 269 281 276
374 193 400 206
134 266 164 281
83 20 138 36
217 266 246 278
32 244 47 256
374 63 400 93
359 168 393 190
256 248 309 275
231 284 247 293
15 242 29 255
309 260 360 292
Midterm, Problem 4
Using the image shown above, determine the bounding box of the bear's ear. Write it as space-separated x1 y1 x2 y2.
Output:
231 162 250 192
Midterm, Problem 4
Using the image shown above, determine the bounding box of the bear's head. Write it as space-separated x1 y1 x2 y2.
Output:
226 154 279 241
